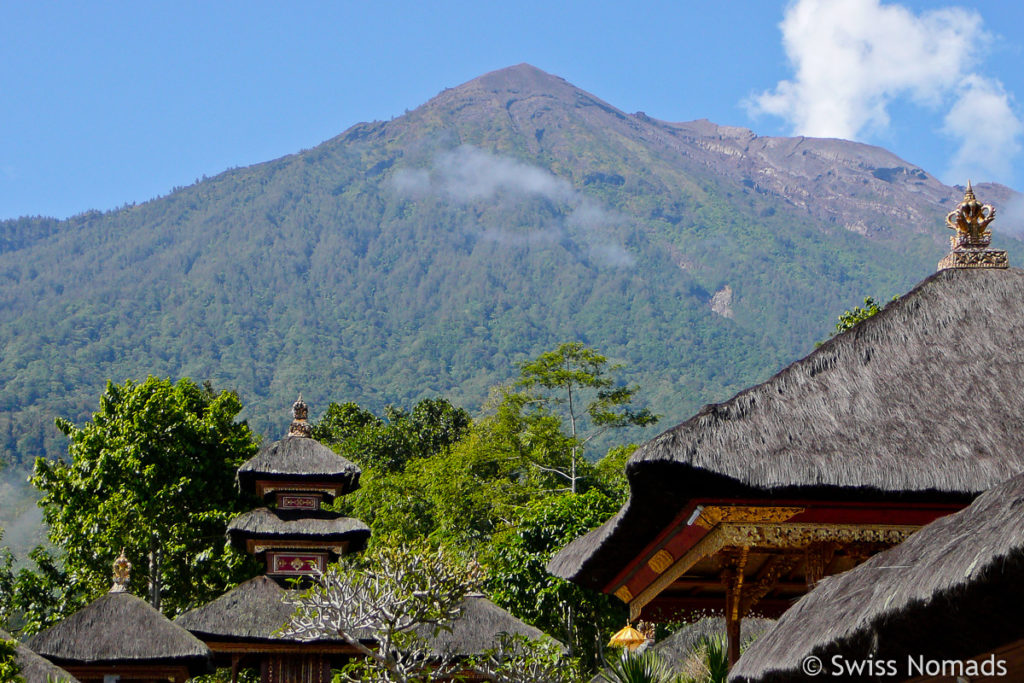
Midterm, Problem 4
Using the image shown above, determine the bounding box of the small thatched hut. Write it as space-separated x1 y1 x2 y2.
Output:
26 553 211 682
1 628 80 683
550 187 1024 665
730 470 1024 682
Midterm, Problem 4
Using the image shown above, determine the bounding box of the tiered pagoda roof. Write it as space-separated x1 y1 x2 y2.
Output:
228 396 369 579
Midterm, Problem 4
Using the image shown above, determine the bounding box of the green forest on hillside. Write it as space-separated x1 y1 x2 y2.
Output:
3 65 1022 568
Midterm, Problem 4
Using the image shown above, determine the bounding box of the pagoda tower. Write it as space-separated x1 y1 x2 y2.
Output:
178 396 370 682
227 395 370 578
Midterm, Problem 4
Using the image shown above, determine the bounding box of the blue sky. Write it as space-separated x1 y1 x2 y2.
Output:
2 0 1022 220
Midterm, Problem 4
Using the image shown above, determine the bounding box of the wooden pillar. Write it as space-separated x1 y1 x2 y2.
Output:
720 546 749 668
230 655 241 683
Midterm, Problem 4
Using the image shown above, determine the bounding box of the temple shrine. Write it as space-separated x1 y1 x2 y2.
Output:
27 552 212 682
177 396 370 682
550 185 1024 666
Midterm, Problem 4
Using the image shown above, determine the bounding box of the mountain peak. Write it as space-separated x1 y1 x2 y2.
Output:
464 63 571 93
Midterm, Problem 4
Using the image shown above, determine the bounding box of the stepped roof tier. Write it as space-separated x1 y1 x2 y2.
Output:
1 628 80 683
423 595 555 658
177 579 556 670
26 553 212 682
226 507 370 554
549 187 1024 667
731 471 1024 682
236 396 361 502
175 576 363 667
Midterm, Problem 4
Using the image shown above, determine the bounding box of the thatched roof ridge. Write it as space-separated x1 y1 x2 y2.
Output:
425 595 554 657
551 268 1024 588
26 592 210 672
237 434 361 492
225 508 370 547
1 628 80 683
730 472 1024 682
176 575 364 642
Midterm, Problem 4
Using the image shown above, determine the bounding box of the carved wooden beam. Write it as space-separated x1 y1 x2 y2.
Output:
625 522 918 620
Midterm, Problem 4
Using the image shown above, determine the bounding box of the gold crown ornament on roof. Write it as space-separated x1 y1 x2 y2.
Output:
289 393 312 437
110 549 131 593
938 182 1008 270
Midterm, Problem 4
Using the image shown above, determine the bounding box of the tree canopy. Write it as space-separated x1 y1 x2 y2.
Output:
20 377 260 632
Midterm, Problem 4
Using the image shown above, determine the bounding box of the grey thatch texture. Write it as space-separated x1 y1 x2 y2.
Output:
237 434 361 495
730 471 1024 683
226 507 370 549
1 628 80 683
589 618 774 683
176 575 361 643
550 268 1024 589
26 592 211 673
425 595 554 657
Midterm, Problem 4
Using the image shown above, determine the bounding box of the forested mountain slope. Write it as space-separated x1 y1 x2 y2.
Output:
1 63 1020 478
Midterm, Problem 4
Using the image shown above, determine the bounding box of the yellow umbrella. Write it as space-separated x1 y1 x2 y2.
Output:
608 623 647 651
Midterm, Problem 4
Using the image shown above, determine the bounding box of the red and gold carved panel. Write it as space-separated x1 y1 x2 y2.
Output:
267 551 328 575
277 493 322 511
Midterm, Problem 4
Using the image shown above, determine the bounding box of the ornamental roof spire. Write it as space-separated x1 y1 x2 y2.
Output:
288 393 311 437
938 182 1008 270
110 549 131 593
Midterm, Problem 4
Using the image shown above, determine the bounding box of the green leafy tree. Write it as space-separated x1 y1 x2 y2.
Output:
517 342 657 492
27 377 260 626
0 635 24 683
313 398 470 473
487 489 626 670
834 296 897 335
283 543 485 683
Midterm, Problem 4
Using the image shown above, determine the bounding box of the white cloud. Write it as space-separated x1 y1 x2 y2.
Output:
391 146 634 267
943 75 1023 183
748 0 1022 184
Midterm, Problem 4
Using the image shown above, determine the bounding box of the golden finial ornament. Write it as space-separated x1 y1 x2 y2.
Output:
938 182 1008 270
111 549 131 593
288 393 312 437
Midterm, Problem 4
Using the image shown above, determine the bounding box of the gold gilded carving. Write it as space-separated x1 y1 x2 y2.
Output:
614 586 633 603
628 522 917 616
717 522 917 548
939 182 1007 270
647 549 674 574
740 554 802 617
693 506 805 530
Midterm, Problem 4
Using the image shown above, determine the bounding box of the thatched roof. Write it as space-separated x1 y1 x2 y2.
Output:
551 267 1024 589
237 434 361 495
730 471 1024 682
176 575 363 643
1 628 80 683
26 592 211 674
178 581 541 656
226 507 370 550
425 595 554 657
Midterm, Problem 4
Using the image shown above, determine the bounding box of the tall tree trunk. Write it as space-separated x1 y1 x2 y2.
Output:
148 536 162 611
